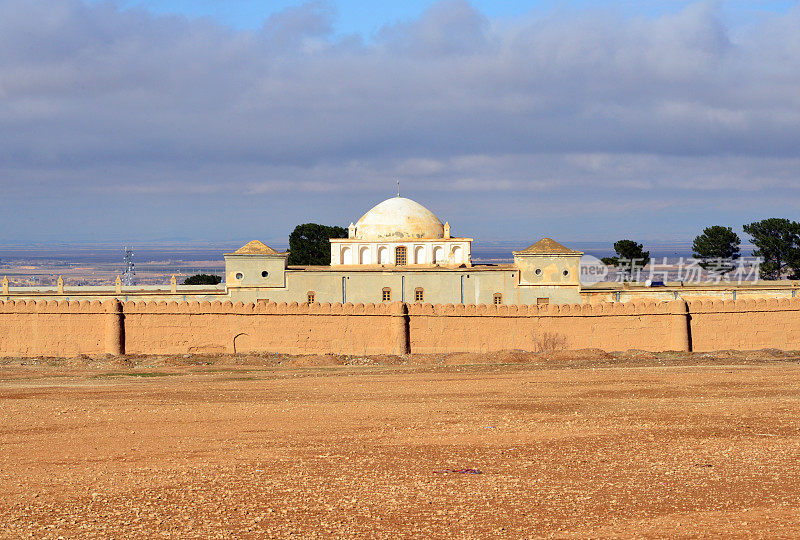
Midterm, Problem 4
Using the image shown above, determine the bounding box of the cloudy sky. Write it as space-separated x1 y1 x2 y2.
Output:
1 0 799 248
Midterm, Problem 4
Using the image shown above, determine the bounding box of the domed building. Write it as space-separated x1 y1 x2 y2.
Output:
221 194 584 306
329 196 472 267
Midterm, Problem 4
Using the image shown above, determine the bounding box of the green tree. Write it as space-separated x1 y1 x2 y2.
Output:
601 240 651 281
183 274 222 285
692 225 741 275
288 223 348 266
743 218 800 280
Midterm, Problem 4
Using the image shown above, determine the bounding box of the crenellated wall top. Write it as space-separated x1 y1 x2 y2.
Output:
0 298 798 316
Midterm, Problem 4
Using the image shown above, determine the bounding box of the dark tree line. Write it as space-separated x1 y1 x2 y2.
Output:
183 219 800 283
183 274 222 285
605 218 800 280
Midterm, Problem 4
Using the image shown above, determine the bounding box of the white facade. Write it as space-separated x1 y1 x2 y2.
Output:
330 196 472 268
330 238 472 267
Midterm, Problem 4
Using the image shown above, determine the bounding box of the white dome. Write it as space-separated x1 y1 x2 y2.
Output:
354 197 444 240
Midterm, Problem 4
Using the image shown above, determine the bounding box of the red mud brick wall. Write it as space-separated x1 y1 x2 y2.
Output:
687 298 800 352
407 300 690 354
0 300 113 357
122 301 407 356
2 297 800 357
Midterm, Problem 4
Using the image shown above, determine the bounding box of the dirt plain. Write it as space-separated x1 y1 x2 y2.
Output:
2 349 800 538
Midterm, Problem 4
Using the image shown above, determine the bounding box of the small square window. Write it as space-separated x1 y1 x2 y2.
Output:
537 297 549 305
493 293 502 305
307 291 315 304
382 288 391 302
414 288 424 302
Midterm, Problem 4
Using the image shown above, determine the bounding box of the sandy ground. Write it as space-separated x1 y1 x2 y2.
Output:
2 349 800 538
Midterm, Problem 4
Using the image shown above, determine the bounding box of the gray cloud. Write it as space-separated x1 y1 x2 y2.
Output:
0 0 799 243
378 0 491 56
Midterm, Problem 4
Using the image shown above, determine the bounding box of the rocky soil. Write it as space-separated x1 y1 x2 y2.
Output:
2 349 800 538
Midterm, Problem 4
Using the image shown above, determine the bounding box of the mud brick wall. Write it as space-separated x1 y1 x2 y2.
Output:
0 300 118 357
407 300 690 353
687 298 800 352
1 298 800 357
122 300 407 356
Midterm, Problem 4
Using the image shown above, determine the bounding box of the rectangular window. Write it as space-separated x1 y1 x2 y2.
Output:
493 293 502 305
537 297 549 305
307 292 316 304
414 288 424 302
382 288 391 302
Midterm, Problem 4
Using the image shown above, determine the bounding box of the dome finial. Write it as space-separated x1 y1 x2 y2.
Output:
396 179 400 197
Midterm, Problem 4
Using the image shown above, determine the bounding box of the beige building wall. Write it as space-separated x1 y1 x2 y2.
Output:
0 285 226 303
4 279 794 307
224 266 583 306
515 253 582 287
224 254 287 288
582 283 800 303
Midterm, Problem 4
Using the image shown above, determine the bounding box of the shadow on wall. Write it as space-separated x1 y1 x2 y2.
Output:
233 332 250 354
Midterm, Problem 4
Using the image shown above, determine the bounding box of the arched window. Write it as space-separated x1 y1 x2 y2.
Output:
432 246 443 264
378 246 389 265
414 246 425 264
382 287 391 302
307 291 316 304
359 246 371 264
493 293 502 305
395 246 407 266
414 287 424 302
452 246 463 264
341 246 353 265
